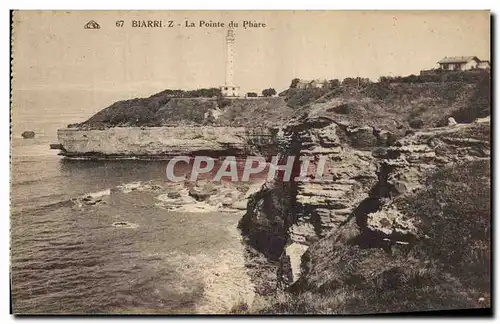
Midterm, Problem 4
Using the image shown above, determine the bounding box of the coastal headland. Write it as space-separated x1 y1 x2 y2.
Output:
55 69 491 313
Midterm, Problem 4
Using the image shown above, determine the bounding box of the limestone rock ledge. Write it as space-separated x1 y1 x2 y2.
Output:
240 117 381 288
57 126 277 158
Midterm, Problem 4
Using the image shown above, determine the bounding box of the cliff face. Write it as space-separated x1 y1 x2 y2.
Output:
59 95 293 158
241 114 490 313
57 127 277 158
239 117 385 286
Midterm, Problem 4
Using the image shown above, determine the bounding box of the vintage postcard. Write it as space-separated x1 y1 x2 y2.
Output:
10 10 491 315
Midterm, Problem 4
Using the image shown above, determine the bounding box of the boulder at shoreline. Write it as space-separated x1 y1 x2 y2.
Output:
21 131 35 139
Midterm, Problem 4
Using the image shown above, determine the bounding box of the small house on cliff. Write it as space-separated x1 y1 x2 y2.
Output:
437 56 490 71
296 79 328 89
477 60 491 69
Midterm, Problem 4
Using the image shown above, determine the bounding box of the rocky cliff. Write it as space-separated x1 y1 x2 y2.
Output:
240 113 491 313
239 117 382 287
58 94 293 158
51 73 490 312
57 126 277 158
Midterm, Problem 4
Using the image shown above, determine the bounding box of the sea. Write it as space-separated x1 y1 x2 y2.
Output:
10 89 255 314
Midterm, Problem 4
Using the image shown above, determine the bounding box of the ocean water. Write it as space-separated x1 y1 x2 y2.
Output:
10 89 254 314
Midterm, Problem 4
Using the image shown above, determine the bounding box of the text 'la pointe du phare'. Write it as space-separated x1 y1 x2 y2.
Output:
131 20 266 28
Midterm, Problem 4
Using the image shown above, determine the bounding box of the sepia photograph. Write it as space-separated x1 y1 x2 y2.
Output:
9 9 491 315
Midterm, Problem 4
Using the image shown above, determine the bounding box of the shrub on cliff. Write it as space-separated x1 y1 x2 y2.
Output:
262 88 277 97
216 96 232 109
378 70 488 85
289 78 300 89
184 87 221 98
362 83 391 100
284 88 325 109
342 77 371 87
328 79 341 88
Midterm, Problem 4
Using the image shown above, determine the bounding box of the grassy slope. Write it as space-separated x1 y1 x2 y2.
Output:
298 82 471 130
74 94 293 129
76 96 218 128
215 98 294 127
286 71 490 135
254 154 490 314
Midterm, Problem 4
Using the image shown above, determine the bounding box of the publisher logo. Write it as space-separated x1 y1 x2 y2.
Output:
84 20 101 29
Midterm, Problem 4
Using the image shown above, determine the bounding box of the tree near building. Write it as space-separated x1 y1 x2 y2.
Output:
328 79 340 88
262 88 277 97
290 78 300 89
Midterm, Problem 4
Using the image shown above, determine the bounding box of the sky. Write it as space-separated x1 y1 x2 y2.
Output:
12 10 490 96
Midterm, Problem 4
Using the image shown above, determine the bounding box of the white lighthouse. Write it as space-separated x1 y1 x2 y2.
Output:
220 29 239 97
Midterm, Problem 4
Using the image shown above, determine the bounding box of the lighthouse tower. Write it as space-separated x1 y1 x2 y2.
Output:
220 29 239 97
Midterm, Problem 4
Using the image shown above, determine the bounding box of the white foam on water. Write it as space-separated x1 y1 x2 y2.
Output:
85 189 111 198
117 181 143 193
112 221 139 229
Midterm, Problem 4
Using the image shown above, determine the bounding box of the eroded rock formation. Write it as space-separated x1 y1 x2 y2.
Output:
241 113 491 311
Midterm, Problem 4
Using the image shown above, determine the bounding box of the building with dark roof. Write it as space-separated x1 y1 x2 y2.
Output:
437 56 490 71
